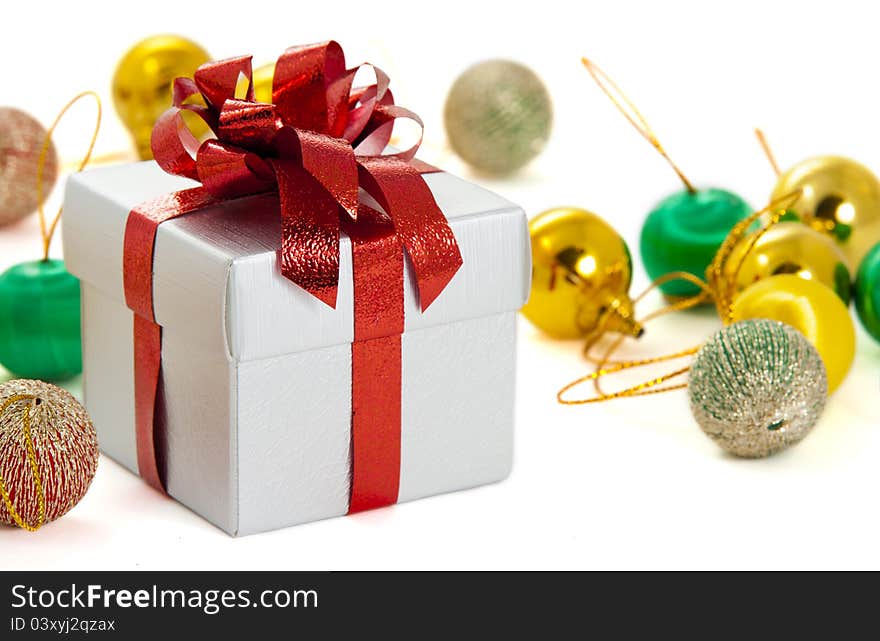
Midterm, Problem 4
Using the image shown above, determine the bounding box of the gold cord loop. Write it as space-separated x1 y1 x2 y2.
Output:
581 57 696 194
755 128 782 177
37 91 102 261
558 349 697 404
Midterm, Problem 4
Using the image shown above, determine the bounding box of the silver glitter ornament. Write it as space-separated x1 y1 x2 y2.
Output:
444 60 552 175
688 319 827 458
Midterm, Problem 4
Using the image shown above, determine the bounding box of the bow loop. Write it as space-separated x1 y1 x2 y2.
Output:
355 104 422 162
343 63 392 143
196 140 275 199
194 55 254 109
217 99 280 152
273 41 352 136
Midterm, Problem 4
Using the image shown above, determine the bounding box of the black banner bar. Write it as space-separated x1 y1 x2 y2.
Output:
0 570 837 636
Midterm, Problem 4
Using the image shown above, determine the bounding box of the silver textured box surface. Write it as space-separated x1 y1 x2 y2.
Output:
63 161 529 536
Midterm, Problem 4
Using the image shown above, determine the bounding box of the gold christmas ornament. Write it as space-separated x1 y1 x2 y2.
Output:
0 380 98 531
730 274 855 394
112 35 211 160
252 62 275 105
723 221 852 304
771 155 880 268
522 207 642 344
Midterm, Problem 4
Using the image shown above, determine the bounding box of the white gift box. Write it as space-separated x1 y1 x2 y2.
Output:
62 160 529 536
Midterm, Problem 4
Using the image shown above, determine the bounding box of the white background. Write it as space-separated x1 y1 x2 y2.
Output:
1 0 879 569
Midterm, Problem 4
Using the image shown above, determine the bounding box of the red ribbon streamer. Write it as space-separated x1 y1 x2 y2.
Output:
122 42 462 510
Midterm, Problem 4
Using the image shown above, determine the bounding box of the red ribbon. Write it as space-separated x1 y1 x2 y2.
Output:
122 42 463 512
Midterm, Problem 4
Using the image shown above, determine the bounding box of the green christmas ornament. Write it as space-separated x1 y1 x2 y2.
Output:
0 260 82 381
444 59 552 175
855 241 880 344
688 319 827 458
641 188 753 298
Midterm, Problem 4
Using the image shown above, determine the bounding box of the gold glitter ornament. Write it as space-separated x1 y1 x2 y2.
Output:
771 155 880 268
723 221 853 304
444 59 552 175
112 35 211 159
0 380 98 531
0 108 58 227
521 207 643 344
688 319 827 458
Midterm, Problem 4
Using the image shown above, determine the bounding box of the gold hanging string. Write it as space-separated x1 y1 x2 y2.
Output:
576 272 712 400
584 271 713 397
559 190 803 405
584 271 713 362
581 57 696 194
703 192 801 322
755 128 781 177
584 269 712 361
0 394 45 532
558 348 697 404
37 91 102 261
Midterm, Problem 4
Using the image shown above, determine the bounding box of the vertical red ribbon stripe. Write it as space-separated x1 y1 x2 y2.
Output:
123 187 220 491
343 205 404 513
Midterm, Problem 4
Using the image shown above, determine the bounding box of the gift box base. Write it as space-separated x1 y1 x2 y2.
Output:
81 283 516 536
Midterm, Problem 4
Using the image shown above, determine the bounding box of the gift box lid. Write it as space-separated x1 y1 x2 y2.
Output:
63 161 529 362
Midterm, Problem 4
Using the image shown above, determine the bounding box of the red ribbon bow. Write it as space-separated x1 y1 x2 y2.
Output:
145 40 462 309
123 42 463 511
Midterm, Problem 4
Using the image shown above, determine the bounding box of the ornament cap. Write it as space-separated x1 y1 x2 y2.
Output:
582 295 643 354
604 296 643 336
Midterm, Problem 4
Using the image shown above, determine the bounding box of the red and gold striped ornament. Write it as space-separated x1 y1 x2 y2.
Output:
0 108 58 227
0 379 98 531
